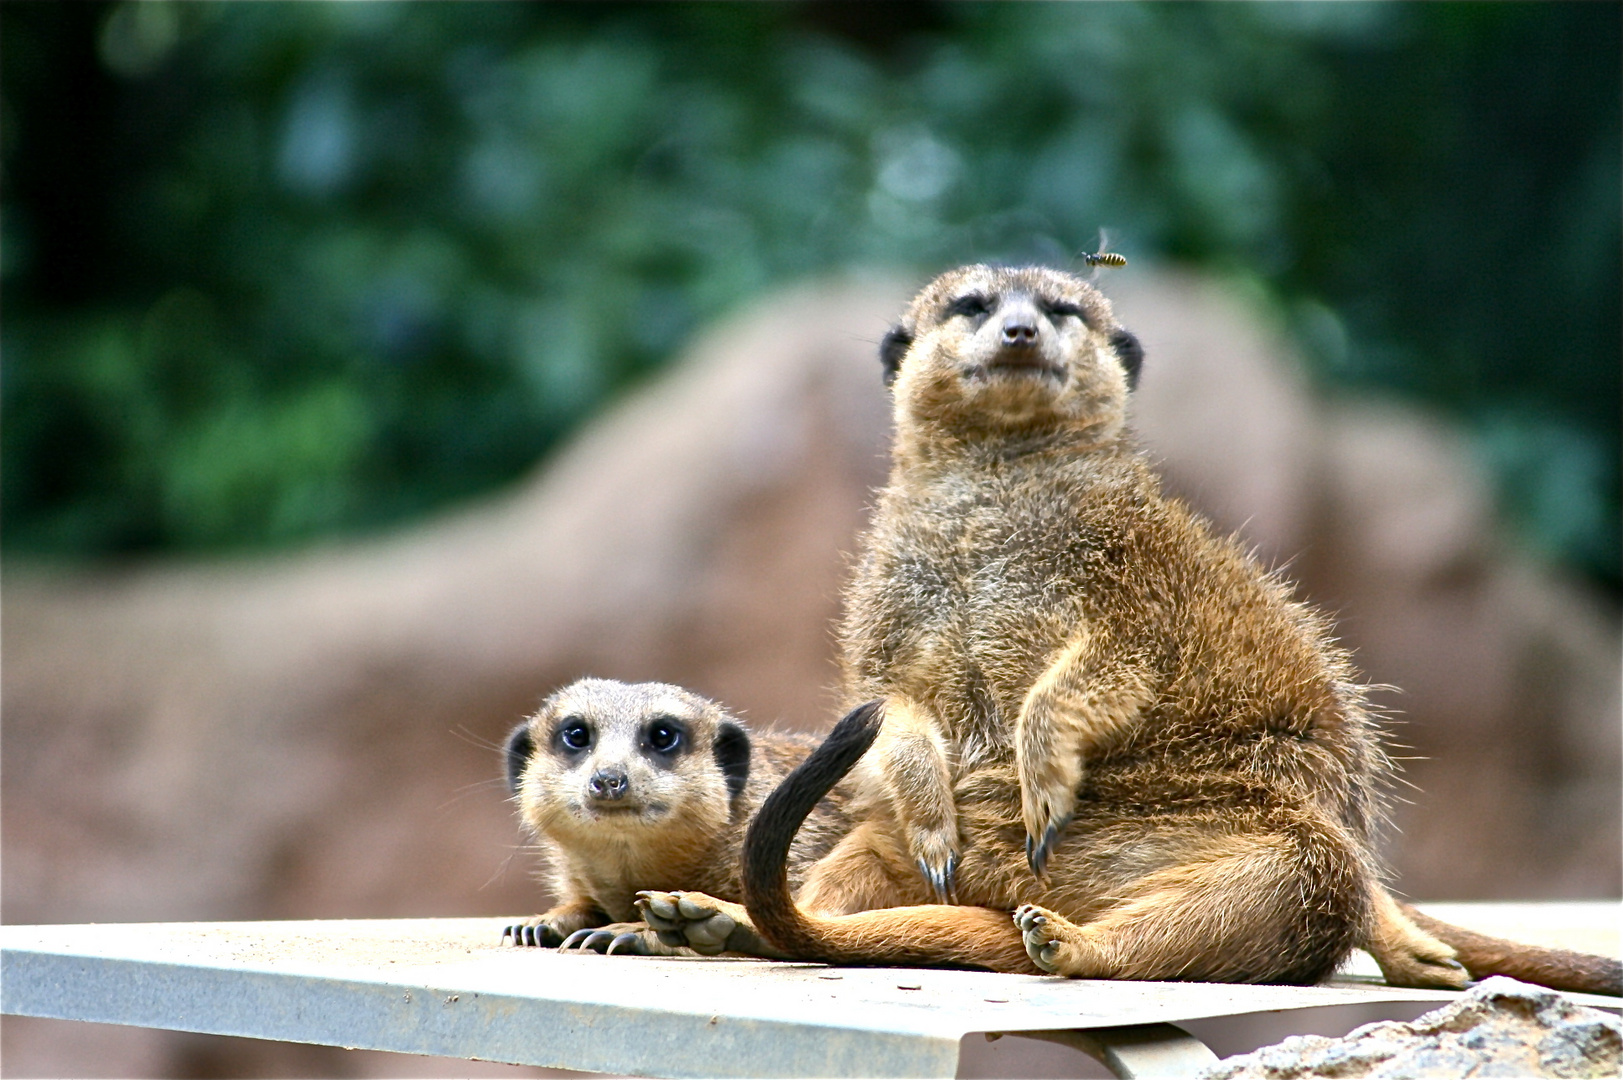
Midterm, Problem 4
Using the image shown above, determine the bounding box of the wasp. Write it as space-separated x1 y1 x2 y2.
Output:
1078 229 1127 270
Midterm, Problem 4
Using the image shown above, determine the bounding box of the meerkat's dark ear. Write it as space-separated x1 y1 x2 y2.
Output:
879 326 913 386
714 720 751 803
504 721 535 794
1109 328 1144 390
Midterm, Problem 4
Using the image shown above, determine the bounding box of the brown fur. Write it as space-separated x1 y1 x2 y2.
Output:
503 678 850 953
1399 902 1622 997
644 265 1619 994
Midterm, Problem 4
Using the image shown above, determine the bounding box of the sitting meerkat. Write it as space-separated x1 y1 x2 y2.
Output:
502 677 852 955
636 264 1621 996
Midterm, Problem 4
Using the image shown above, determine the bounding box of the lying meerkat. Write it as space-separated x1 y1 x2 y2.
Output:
638 265 1621 996
502 677 852 955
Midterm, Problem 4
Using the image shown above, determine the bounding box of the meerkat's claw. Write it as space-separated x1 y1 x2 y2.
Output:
910 829 961 903
1024 815 1070 878
917 854 958 903
604 931 650 956
503 920 563 948
558 928 601 951
558 925 656 955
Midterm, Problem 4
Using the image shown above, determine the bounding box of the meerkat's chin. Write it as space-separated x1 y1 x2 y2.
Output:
559 799 653 822
587 804 646 817
584 803 673 825
985 361 1066 381
950 366 1075 422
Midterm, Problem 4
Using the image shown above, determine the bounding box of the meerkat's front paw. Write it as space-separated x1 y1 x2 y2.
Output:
1020 787 1075 879
502 902 608 947
635 891 752 956
909 826 960 903
502 916 579 947
556 921 669 956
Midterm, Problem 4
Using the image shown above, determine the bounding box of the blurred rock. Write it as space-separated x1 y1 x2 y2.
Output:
1197 976 1623 1079
3 268 1617 1076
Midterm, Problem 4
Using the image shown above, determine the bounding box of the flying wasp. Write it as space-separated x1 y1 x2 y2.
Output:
1077 229 1127 270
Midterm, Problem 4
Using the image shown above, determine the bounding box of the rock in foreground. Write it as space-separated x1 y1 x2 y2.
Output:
1200 976 1622 1079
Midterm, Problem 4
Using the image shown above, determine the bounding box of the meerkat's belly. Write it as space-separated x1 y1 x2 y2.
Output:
856 502 1097 738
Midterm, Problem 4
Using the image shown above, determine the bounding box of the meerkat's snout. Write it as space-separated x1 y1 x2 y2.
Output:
985 294 1064 377
587 767 630 803
999 297 1041 350
564 724 660 817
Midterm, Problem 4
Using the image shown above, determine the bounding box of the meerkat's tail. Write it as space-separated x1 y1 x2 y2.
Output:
740 701 1036 972
742 700 882 960
1399 902 1621 997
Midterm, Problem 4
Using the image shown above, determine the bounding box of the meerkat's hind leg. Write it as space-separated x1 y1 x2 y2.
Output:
1016 904 1115 977
636 890 796 960
1017 830 1365 984
796 818 931 916
1364 887 1468 990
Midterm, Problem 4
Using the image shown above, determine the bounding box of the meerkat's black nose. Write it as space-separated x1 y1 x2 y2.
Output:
1001 310 1039 347
588 768 629 800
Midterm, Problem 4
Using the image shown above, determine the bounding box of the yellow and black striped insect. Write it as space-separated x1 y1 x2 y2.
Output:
1078 230 1128 270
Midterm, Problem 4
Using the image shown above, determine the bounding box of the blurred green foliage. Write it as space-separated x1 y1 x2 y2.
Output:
3 2 1617 590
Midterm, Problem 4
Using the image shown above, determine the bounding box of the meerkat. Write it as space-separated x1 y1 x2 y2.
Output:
502 677 853 956
637 265 1621 996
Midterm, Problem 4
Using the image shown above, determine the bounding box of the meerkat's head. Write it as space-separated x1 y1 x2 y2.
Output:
879 264 1143 456
504 678 751 844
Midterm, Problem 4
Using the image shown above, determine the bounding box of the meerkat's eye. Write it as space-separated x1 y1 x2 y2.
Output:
556 719 591 751
1042 299 1086 321
645 719 683 753
946 293 992 320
